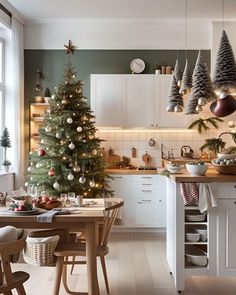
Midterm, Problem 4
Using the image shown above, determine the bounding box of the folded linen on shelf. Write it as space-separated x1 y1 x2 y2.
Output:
198 183 217 213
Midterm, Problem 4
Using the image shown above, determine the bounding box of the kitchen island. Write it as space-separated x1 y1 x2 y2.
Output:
166 170 236 292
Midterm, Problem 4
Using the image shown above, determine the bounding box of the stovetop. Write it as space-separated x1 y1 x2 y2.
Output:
138 166 157 171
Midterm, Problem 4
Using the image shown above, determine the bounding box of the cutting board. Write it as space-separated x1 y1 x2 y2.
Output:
107 149 120 168
142 152 152 166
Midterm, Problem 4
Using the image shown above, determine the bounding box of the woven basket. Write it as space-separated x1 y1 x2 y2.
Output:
23 235 59 266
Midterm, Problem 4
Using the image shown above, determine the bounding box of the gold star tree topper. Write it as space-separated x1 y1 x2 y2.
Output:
64 40 76 54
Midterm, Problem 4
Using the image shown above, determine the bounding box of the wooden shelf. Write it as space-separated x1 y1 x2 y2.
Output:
185 242 208 245
31 103 49 106
185 222 207 225
31 117 44 122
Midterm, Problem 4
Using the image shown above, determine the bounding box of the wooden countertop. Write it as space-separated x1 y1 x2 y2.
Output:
169 169 236 182
106 169 158 175
162 158 213 167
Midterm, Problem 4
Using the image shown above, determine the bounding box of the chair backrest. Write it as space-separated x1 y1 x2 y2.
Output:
0 236 26 287
100 198 124 246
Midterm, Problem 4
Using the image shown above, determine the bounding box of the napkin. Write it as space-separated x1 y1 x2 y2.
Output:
37 210 58 223
198 183 217 213
180 183 199 205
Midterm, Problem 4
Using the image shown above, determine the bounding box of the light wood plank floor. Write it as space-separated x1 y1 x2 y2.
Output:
12 233 236 295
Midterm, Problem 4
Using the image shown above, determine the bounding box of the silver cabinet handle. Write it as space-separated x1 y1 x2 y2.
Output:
141 183 152 186
141 199 152 202
141 177 152 179
113 176 123 179
137 200 152 204
141 190 152 192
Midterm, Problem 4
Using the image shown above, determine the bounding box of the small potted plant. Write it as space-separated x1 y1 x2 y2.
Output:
0 128 11 172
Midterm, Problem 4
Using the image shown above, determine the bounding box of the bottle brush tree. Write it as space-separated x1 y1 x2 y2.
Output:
26 40 112 198
0 128 11 166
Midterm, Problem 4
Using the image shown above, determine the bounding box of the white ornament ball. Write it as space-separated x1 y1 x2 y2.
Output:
198 97 207 106
89 180 95 187
56 132 62 139
36 163 41 168
68 173 74 181
67 118 73 124
79 176 86 184
45 125 51 132
53 181 60 189
69 142 75 150
77 126 82 132
27 167 32 172
92 149 98 155
73 165 80 172
51 94 56 99
41 139 45 144
25 182 29 187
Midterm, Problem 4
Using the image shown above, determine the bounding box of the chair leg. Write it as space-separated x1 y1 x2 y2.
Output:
16 284 26 295
100 256 110 294
70 256 76 275
53 256 64 295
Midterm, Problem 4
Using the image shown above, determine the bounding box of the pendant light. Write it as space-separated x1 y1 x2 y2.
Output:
211 0 236 117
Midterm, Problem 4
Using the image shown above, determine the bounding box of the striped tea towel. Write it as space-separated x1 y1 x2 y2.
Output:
180 183 199 205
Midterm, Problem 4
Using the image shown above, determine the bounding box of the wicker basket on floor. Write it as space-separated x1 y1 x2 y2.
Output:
23 235 59 266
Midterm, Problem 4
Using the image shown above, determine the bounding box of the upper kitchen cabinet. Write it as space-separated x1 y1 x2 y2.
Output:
155 75 189 128
125 75 154 128
91 74 126 127
91 74 190 129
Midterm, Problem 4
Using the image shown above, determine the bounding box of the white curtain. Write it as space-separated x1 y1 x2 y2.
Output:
6 16 24 188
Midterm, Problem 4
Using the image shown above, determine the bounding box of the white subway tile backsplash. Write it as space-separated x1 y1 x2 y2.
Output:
99 128 229 167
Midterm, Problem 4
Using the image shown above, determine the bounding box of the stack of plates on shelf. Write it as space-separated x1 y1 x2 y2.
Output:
185 245 208 266
185 214 206 222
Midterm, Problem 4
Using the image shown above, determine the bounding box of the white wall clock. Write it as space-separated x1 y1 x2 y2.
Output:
130 58 145 74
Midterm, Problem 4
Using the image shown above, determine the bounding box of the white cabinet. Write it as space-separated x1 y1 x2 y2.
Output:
217 199 236 277
91 74 189 128
125 75 154 128
109 174 166 228
90 75 126 127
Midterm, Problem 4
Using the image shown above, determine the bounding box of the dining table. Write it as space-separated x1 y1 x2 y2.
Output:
0 203 106 295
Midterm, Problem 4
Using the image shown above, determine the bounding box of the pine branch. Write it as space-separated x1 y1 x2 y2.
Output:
200 138 226 154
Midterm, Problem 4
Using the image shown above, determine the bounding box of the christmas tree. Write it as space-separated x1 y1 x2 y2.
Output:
173 59 182 87
179 59 192 95
213 30 236 90
167 75 184 112
26 40 112 198
185 51 216 115
0 127 11 165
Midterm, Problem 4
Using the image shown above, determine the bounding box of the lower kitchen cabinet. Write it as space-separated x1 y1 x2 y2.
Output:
109 174 166 228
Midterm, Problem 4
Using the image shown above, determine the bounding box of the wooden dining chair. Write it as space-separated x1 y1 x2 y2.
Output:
0 236 30 295
53 198 124 295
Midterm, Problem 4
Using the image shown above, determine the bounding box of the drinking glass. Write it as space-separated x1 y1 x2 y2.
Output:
67 192 75 207
60 193 67 207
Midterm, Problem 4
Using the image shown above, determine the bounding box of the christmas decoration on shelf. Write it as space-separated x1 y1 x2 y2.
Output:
0 127 11 171
185 51 216 115
179 59 192 95
167 75 184 112
27 40 112 197
188 117 224 134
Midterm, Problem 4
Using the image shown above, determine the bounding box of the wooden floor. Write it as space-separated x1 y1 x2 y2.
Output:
12 233 236 295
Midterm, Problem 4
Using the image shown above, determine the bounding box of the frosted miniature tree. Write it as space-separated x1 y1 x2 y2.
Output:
167 75 184 112
213 30 236 90
173 59 182 87
185 51 216 115
179 59 192 94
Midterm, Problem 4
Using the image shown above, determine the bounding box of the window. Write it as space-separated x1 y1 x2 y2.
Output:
0 38 5 164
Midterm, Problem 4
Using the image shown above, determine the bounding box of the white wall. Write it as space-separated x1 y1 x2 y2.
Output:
24 18 212 50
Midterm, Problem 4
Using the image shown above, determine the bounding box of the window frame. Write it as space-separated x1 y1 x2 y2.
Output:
0 38 5 165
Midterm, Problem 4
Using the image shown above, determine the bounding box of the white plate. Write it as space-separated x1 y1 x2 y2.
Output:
186 214 206 222
8 208 40 215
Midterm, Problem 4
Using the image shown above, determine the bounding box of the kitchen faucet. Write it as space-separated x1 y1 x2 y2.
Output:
180 145 194 158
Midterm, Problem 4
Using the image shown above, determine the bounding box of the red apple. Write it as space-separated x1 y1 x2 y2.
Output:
42 196 50 202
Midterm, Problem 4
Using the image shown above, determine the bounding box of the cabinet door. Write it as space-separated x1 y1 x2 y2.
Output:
125 75 154 128
109 175 133 226
217 199 236 276
155 75 188 128
91 75 125 127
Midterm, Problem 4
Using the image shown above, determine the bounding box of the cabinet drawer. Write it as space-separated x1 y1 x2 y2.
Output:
134 198 163 226
218 183 236 199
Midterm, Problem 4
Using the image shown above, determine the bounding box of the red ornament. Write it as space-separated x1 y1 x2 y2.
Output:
38 149 46 156
48 168 55 177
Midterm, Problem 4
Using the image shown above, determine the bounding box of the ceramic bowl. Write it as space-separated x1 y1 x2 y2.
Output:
211 162 236 175
185 246 208 266
196 229 208 242
166 164 182 174
217 153 236 160
185 232 200 242
185 164 208 176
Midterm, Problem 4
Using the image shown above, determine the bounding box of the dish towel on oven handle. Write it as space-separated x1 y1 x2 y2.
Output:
180 182 199 205
198 183 217 213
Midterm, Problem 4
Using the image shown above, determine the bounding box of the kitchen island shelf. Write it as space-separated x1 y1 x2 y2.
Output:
184 222 207 225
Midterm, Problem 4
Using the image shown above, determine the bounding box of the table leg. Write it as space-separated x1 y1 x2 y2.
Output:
86 222 100 295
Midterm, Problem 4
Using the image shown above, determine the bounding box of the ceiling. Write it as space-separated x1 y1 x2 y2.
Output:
6 0 236 22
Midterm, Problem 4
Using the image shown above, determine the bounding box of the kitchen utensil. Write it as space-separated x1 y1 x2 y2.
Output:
185 232 200 242
148 138 156 147
185 163 208 176
107 148 121 168
142 151 152 166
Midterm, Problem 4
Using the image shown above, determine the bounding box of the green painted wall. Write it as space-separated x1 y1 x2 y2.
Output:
24 49 210 104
